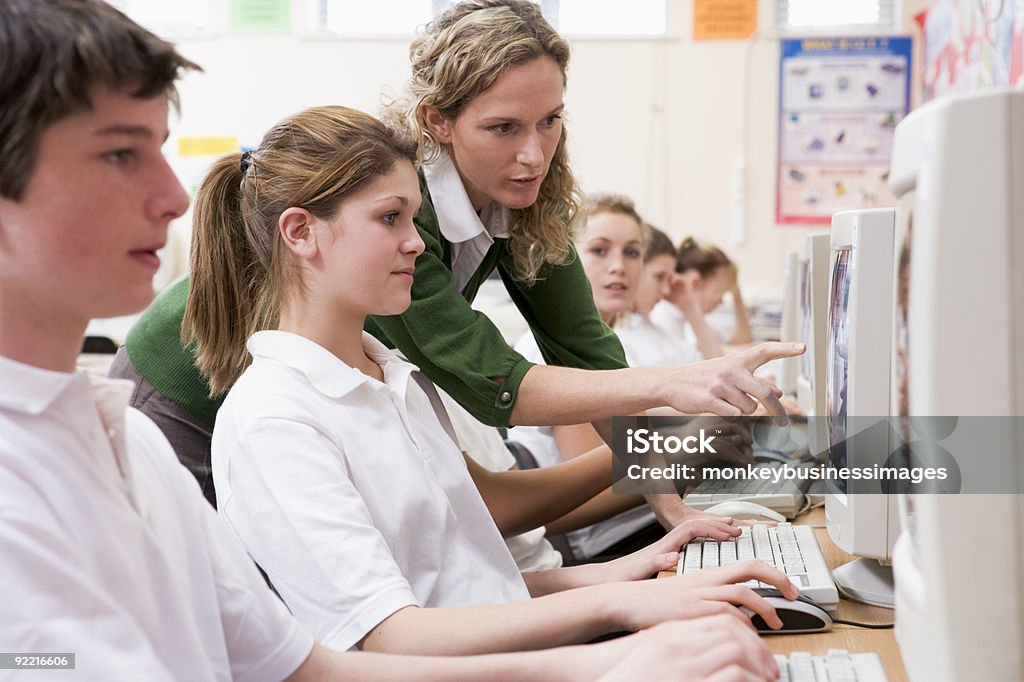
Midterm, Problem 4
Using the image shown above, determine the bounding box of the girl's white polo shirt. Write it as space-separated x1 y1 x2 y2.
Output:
614 312 705 367
212 331 530 651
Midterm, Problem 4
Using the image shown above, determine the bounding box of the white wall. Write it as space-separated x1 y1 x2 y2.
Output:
161 1 930 299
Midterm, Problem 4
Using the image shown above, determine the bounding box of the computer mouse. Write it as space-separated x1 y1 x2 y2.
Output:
746 587 832 634
702 500 787 523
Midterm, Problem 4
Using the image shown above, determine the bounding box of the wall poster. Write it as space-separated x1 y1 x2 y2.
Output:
777 36 912 225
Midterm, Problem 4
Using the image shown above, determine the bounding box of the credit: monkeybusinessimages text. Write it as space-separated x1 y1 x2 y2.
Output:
625 463 950 486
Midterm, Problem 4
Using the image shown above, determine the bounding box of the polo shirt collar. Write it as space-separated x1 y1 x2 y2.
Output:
421 150 512 243
246 330 416 399
0 354 87 415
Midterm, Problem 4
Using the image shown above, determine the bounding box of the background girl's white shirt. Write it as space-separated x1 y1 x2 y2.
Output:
648 300 702 353
507 332 656 560
437 389 563 572
211 330 529 651
614 312 704 367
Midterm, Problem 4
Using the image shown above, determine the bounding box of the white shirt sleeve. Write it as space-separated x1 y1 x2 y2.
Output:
191 481 315 682
216 416 419 651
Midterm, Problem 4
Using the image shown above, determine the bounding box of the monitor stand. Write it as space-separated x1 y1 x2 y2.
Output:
832 558 894 608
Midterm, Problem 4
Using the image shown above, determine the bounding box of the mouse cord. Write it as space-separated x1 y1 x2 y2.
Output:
831 619 894 629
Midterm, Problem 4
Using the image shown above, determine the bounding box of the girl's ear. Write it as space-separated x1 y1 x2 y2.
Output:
279 207 319 260
421 105 454 145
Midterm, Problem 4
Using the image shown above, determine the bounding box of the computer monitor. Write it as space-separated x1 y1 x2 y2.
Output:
796 233 830 459
889 88 1024 681
824 207 900 607
778 250 800 396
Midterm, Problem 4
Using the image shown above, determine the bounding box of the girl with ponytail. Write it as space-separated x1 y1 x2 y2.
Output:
186 104 796 660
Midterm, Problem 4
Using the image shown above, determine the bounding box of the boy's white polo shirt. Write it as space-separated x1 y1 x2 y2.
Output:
212 331 530 651
0 355 313 681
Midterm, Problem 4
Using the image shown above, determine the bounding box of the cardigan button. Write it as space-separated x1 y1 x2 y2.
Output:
500 391 513 403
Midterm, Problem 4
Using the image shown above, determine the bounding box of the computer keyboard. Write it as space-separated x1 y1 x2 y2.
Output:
684 460 822 518
677 523 839 613
775 650 888 681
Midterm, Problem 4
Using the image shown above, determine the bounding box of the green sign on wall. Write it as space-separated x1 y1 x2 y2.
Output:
230 0 291 31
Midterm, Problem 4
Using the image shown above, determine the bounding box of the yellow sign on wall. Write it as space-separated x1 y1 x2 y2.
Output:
693 0 758 41
178 137 239 157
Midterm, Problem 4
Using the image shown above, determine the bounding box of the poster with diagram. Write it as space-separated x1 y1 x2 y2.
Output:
777 36 912 225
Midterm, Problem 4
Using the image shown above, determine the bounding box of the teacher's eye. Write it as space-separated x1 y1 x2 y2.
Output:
488 122 515 135
540 114 562 128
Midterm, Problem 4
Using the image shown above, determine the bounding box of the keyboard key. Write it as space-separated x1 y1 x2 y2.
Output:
773 650 889 681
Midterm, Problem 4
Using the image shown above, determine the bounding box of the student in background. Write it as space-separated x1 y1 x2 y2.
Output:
184 105 797 658
111 0 801 536
650 237 754 359
615 224 705 367
0 2 784 680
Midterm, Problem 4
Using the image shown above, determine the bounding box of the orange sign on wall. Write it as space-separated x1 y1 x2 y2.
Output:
693 0 758 41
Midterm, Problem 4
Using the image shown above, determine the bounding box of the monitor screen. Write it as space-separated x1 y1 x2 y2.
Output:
798 258 812 381
826 249 851 496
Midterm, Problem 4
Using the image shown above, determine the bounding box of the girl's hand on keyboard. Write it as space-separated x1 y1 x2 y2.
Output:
617 560 799 633
672 502 779 529
593 615 779 682
570 517 742 585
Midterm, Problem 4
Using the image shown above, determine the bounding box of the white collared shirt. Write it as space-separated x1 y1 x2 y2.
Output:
615 311 704 367
422 150 512 292
0 355 312 682
649 301 702 353
212 331 530 651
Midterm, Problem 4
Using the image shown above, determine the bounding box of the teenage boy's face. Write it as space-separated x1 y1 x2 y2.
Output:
636 253 677 316
0 88 189 326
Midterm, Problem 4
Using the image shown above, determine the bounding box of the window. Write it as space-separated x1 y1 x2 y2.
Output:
776 0 896 31
316 0 433 35
312 0 667 37
556 0 666 35
108 0 215 37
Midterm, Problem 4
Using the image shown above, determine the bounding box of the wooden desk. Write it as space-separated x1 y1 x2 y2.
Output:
662 508 907 681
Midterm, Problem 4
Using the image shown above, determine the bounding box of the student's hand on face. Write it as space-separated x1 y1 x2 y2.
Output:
593 616 779 682
618 559 798 633
669 270 703 313
665 343 806 424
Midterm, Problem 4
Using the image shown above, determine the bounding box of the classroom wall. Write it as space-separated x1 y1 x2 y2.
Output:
162 0 931 299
